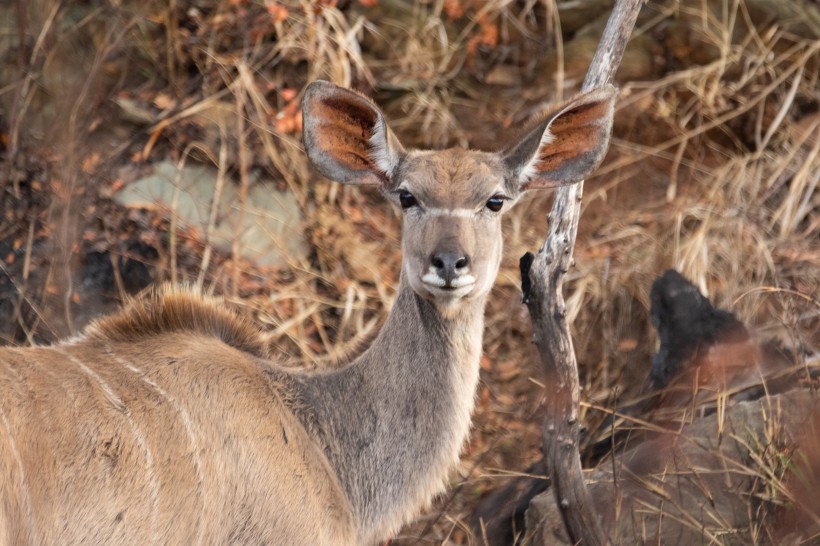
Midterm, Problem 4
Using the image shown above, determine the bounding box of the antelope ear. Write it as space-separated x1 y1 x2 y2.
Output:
302 80 404 187
503 86 616 190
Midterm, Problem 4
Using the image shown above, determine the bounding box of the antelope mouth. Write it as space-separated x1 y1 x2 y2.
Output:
421 273 476 294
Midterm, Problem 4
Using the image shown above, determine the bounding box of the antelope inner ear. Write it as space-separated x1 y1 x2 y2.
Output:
504 85 616 190
302 81 405 187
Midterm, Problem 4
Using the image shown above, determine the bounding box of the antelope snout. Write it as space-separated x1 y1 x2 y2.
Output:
432 252 468 283
423 250 475 290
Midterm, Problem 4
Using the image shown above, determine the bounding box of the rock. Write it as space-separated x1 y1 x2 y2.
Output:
116 159 307 267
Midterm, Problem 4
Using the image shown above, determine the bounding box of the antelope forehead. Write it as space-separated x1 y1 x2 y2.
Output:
401 150 507 205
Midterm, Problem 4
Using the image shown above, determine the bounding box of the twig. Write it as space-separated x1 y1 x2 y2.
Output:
1 1 62 198
195 124 229 293
520 1 644 544
232 64 251 299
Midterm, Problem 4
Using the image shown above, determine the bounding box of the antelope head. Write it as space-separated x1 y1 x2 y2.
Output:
302 81 616 314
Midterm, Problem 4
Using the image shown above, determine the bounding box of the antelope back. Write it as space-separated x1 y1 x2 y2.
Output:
0 291 355 545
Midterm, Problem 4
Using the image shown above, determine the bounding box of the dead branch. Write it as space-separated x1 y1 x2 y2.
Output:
520 1 644 545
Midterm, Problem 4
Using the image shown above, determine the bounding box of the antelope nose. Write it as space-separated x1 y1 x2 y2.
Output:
431 252 469 284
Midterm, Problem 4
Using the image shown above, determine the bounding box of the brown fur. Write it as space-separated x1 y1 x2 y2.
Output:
0 326 355 546
86 286 269 359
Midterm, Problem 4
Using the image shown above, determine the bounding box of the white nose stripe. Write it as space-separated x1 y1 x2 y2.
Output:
426 208 476 218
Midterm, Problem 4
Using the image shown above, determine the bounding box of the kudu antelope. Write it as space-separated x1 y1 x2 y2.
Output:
0 80 614 545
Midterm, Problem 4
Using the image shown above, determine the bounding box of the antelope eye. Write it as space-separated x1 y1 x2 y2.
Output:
485 196 504 212
399 190 418 209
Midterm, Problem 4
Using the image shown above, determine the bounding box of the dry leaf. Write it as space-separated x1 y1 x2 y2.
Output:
617 338 639 352
267 2 289 24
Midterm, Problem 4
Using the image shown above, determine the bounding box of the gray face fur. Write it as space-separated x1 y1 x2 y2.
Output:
387 149 510 311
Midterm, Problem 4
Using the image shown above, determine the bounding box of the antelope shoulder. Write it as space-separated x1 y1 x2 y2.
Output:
0 287 356 546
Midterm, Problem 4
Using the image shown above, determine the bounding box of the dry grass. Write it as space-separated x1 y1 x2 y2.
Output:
1 0 818 544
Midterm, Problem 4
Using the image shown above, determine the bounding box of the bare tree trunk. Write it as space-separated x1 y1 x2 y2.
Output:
521 1 644 544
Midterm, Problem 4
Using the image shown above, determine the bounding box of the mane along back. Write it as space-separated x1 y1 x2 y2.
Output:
85 286 268 358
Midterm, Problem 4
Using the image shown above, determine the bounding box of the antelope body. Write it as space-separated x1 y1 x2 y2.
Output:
0 81 614 545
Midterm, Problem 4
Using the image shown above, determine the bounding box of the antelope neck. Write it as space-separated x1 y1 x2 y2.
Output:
294 277 486 542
